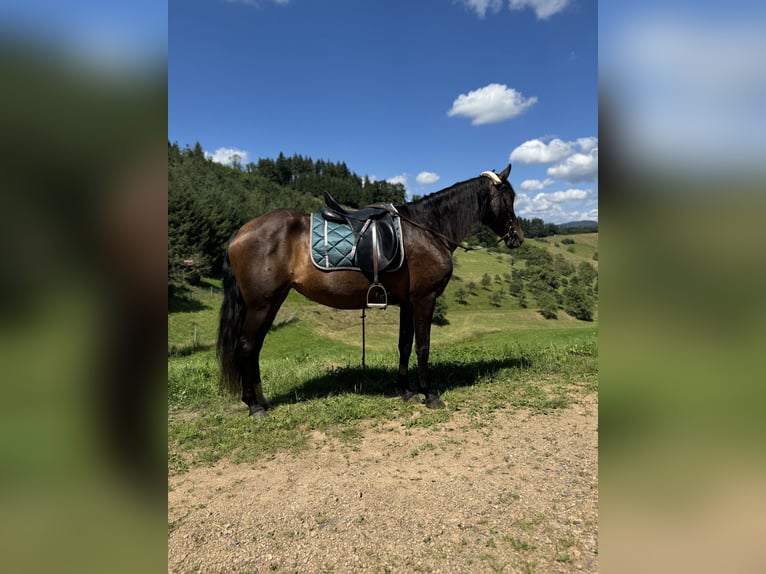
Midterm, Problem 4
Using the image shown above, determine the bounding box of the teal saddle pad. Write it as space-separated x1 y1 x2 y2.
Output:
310 212 404 271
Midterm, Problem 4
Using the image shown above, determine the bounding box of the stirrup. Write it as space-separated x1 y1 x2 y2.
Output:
366 283 388 309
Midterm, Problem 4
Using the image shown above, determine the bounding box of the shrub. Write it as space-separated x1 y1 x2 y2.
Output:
537 291 558 320
563 282 595 321
433 296 449 325
577 261 598 285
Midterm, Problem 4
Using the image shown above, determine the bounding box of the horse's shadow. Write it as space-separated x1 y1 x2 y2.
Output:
268 356 531 407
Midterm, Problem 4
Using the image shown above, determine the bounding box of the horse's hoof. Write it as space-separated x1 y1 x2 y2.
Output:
402 391 422 404
426 397 446 409
249 405 268 419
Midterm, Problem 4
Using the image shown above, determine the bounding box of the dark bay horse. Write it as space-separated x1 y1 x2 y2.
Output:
217 164 524 417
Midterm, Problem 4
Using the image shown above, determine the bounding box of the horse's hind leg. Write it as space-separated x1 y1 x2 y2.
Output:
240 295 287 417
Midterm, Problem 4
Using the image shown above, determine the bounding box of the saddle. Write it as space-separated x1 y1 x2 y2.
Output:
320 192 402 308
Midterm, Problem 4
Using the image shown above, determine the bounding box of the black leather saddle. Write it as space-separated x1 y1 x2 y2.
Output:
320 192 401 280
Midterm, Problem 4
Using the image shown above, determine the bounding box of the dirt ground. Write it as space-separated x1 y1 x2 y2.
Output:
169 393 598 573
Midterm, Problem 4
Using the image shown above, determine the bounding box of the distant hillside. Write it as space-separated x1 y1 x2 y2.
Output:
559 220 598 229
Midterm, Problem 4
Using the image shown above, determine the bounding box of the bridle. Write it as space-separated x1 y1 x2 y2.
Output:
481 171 521 245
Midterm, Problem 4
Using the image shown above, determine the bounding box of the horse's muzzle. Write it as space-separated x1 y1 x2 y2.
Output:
502 225 524 249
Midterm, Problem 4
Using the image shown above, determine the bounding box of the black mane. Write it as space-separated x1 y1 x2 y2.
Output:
397 176 489 246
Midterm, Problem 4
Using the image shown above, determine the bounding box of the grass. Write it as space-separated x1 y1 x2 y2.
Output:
169 236 598 473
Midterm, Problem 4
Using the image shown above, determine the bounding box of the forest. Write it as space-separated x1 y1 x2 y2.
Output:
168 141 596 283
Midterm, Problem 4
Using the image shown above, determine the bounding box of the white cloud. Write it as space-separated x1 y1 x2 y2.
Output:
510 136 598 183
459 0 568 20
459 0 502 18
205 147 249 166
515 188 597 223
546 148 598 182
520 178 554 192
535 188 589 203
387 174 408 188
416 171 441 185
576 136 598 153
510 138 573 164
508 0 570 20
447 83 537 125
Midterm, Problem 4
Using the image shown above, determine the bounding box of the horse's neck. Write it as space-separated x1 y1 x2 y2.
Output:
406 181 485 247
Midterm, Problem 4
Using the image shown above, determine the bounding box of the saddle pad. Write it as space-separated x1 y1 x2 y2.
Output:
310 212 404 271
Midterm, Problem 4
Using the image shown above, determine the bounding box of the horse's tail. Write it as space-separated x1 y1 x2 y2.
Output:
217 239 246 395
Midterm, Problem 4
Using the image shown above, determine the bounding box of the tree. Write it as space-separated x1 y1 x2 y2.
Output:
256 157 278 183
469 224 497 247
537 290 558 320
577 261 598 285
515 216 562 238
370 180 406 204
481 273 492 290
191 141 205 158
455 288 468 305
514 242 553 267
275 151 291 185
433 296 449 325
509 276 524 297
526 263 560 294
554 253 575 277
563 282 595 321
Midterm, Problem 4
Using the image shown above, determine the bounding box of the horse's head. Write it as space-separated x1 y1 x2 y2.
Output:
482 164 524 249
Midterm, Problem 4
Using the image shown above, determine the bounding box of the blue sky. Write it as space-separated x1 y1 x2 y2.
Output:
169 0 597 223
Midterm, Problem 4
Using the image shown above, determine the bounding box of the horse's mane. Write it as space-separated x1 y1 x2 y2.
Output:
397 176 488 244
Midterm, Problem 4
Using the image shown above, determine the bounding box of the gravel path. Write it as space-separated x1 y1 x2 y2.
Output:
169 394 597 573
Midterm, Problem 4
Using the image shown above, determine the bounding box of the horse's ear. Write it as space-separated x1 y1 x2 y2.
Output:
499 163 512 182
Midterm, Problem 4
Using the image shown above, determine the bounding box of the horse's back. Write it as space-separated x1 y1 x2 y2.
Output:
227 209 310 299
233 207 305 238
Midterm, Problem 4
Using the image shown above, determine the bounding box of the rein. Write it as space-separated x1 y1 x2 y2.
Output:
393 209 475 252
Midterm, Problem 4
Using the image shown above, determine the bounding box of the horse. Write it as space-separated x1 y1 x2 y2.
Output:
217 163 524 417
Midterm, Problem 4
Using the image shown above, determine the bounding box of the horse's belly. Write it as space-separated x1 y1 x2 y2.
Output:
293 271 374 309
293 262 408 309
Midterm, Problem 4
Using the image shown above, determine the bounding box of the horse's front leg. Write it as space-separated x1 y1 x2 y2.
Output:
412 296 446 409
396 302 420 403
